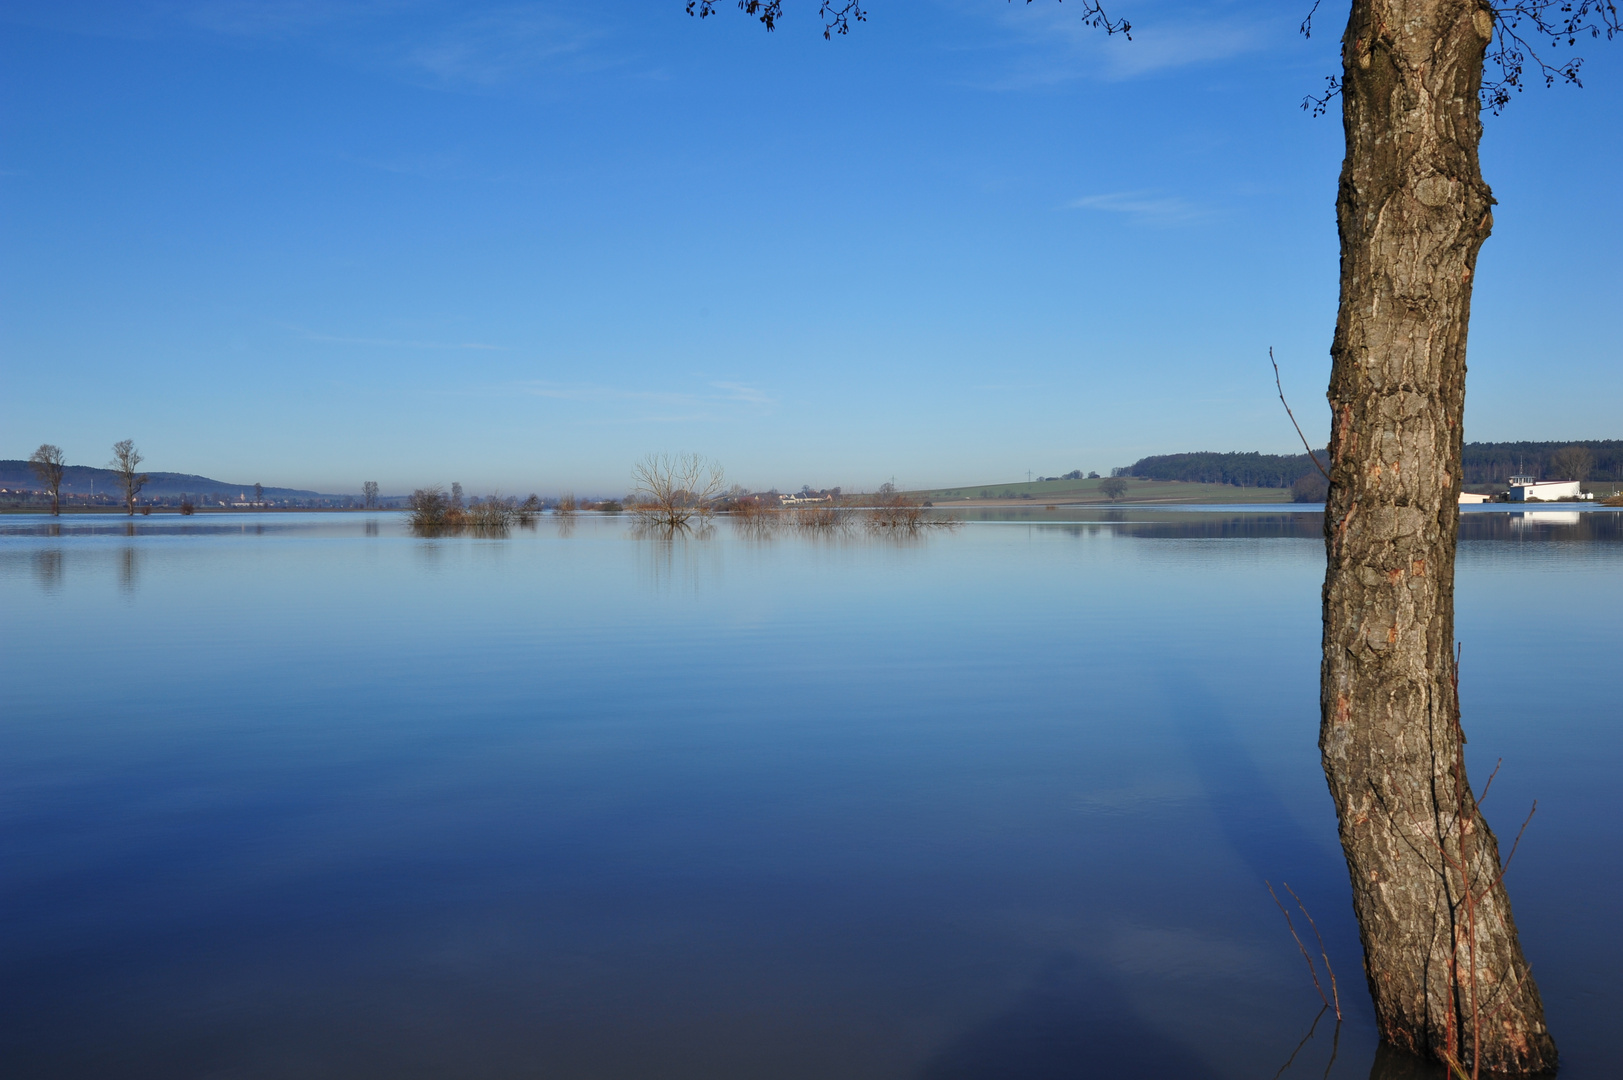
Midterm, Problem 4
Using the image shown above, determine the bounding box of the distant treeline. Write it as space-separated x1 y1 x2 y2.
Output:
1460 441 1622 483
1122 451 1329 488
1122 441 1621 488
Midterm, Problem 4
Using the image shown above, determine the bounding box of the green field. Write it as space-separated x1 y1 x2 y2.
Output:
912 477 1297 505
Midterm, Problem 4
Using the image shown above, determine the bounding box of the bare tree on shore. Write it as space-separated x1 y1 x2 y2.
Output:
109 440 148 517
28 444 66 516
1549 445 1594 483
630 453 726 529
363 481 380 509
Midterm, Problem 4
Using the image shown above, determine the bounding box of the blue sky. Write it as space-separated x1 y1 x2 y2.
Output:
2 1 1618 495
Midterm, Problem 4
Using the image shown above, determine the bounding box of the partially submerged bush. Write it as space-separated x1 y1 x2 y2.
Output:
411 487 514 535
793 504 852 532
631 452 726 529
864 490 955 533
466 496 516 531
410 486 452 528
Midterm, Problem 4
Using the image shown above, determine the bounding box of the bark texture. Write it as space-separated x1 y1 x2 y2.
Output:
1323 1 1556 1074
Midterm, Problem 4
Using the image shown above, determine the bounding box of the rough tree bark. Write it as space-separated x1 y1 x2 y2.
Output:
1322 1 1555 1073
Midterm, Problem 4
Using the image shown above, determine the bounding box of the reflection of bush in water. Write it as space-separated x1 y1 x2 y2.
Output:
721 499 956 540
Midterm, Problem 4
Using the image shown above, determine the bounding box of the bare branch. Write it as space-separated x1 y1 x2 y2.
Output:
1299 0 1325 38
1484 2 1622 114
1268 880 1331 1012
1023 0 1131 39
689 1 1128 40
631 452 727 530
1284 882 1341 1020
1271 348 1330 481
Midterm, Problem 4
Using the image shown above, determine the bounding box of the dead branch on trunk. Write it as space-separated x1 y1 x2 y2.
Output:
1270 348 1329 481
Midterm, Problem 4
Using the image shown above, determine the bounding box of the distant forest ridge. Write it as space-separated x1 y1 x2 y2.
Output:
1123 441 1623 487
0 460 324 498
1123 450 1330 488
1457 440 1623 484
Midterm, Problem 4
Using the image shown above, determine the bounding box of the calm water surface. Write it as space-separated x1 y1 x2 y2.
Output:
3 509 1619 1079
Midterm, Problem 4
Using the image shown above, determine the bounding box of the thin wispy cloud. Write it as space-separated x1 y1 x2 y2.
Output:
1068 190 1206 224
948 0 1278 90
711 381 777 407
76 2 628 92
400 7 608 88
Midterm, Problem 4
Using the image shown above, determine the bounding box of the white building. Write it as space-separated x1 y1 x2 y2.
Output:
1507 476 1586 502
1459 492 1491 504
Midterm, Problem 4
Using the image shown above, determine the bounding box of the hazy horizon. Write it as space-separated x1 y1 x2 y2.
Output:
3 1 1619 493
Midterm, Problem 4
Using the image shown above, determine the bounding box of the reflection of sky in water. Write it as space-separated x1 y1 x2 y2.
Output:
1 511 1619 1078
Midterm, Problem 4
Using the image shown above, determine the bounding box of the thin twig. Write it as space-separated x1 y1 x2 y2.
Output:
1496 801 1538 882
1268 880 1330 1010
1476 758 1504 805
1284 882 1341 1020
1271 347 1330 480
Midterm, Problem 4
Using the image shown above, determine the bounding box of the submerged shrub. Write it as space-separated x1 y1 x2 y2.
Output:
410 486 451 529
466 496 516 531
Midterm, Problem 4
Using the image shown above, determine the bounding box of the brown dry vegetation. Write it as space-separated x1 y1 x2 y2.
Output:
409 487 516 535
630 453 726 529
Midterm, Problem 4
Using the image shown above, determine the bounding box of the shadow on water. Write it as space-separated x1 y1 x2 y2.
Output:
915 954 1223 1080
1158 674 1343 903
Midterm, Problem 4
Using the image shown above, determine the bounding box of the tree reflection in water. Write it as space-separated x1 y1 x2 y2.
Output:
32 549 63 590
118 547 139 594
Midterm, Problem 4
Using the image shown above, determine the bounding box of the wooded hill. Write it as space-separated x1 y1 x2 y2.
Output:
1122 451 1329 488
1121 441 1621 488
0 460 324 499
1458 441 1622 483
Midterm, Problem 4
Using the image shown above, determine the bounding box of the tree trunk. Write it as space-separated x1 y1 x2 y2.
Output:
1322 1 1556 1074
